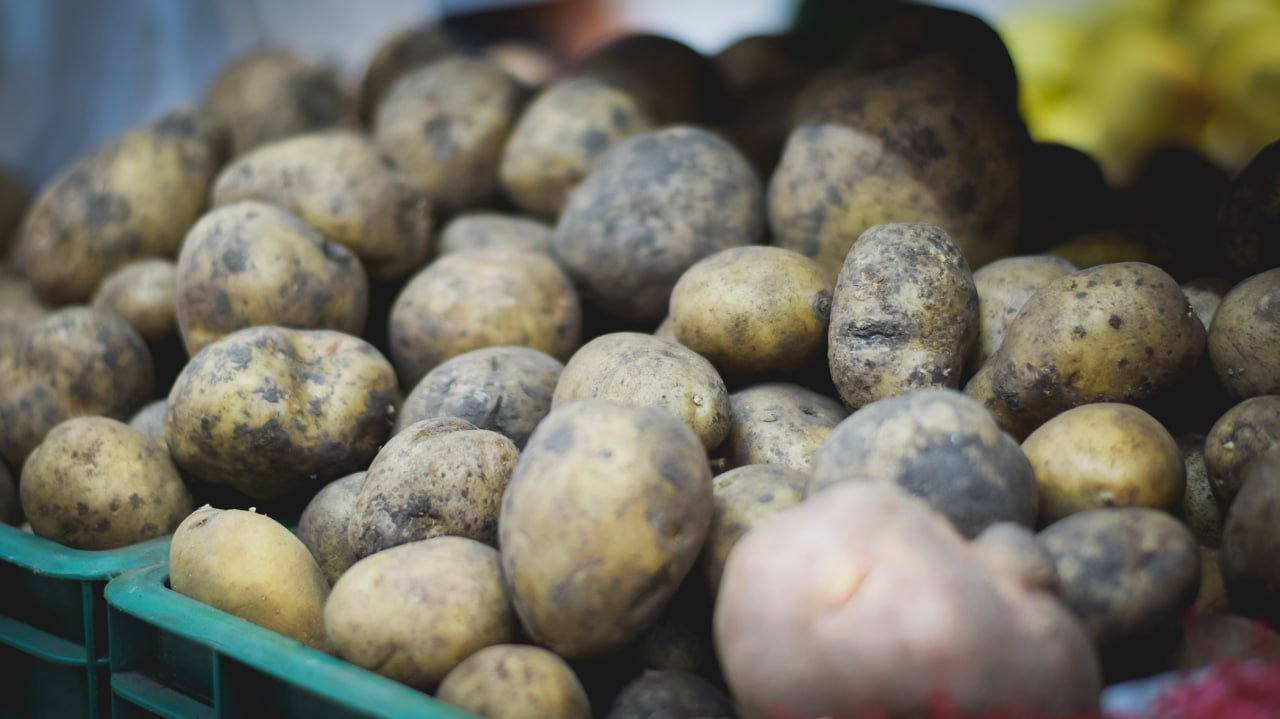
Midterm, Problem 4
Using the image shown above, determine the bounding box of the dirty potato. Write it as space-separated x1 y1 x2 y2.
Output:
971 255 1077 369
721 382 847 472
92 259 178 344
701 464 807 594
1180 434 1223 548
1208 268 1280 399
1220 449 1280 628
436 644 591 719
437 212 553 257
1204 395 1280 509
297 472 365 585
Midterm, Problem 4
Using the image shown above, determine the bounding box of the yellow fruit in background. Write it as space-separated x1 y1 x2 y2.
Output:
1000 6 1087 113
1175 0 1280 55
1204 16 1280 148
1023 92 1106 161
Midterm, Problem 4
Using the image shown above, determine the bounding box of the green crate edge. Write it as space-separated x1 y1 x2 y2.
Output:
0 523 172 579
105 564 480 719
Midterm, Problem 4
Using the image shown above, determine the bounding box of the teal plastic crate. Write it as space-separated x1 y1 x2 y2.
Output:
0 523 172 719
105 564 478 719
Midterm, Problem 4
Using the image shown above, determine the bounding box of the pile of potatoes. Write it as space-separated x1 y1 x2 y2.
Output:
3 2 1280 717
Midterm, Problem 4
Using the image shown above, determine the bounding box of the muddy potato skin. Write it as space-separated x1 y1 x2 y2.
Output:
715 482 1101 719
324 536 516 690
1022 403 1185 525
670 246 834 375
702 464 807 594
19 417 193 550
171 506 330 650
348 426 519 556
388 247 580 390
0 307 153 469
374 58 519 214
92 259 178 344
164 326 397 499
499 399 714 659
437 212 553 257
1180 434 1223 548
436 644 591 719
397 346 562 448
1204 395 1280 508
499 77 656 219
357 24 457 124
14 109 222 305
553 126 765 325
297 472 365 586
972 255 1077 369
212 130 433 281
965 262 1207 440
1209 268 1280 399
722 383 847 472
810 388 1036 538
175 201 368 356
551 332 730 451
1220 449 1280 628
827 223 979 410
606 670 735 719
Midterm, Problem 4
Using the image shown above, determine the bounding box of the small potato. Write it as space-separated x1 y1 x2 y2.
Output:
325 537 517 690
388 247 580 389
171 506 330 650
670 246 833 375
397 346 562 448
437 212 553 257
721 383 847 472
606 670 735 719
175 201 368 356
374 58 520 214
1220 449 1280 628
971 255 1077 368
0 462 19 526
1180 434 1223 548
702 464 807 594
1182 277 1233 331
127 399 169 445
827 223 979 411
965 262 1207 439
551 332 730 451
436 644 591 719
0 307 153 469
1216 138 1280 277
165 326 398 500
211 130 434 281
553 126 764 325
92 259 178 344
499 76 656 219
1021 403 1185 525
1204 395 1280 508
357 24 457 124
499 399 714 659
1209 268 1280 399
348 425 519 556
297 472 365 585
574 33 731 125
809 388 1036 538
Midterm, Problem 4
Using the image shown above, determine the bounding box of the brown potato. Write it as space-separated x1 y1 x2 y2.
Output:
701 464 807 595
436 644 591 719
297 472 365 585
357 24 457 124
1220 448 1280 628
574 33 731 125
437 212 553 257
1204 395 1280 508
1180 433 1223 548
92 259 178 344
971 255 1077 369
175 201 368 356
606 670 735 719
721 382 847 472
1208 268 1280 399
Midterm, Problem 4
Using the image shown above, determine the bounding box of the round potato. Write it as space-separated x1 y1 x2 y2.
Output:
357 23 457 124
551 332 730 451
670 246 833 375
127 399 169 445
92 259 178 344
721 382 847 473
1209 268 1280 399
809 388 1037 538
1220 448 1280 628
1180 433 1223 548
165 326 398 500
553 126 764 325
574 33 731 125
325 536 516 690
702 464 807 595
499 399 714 659
606 670 734 719
436 644 591 719
1204 395 1280 508
1216 138 1280 277
297 472 365 586
437 212 553 257
388 247 580 390
970 255 1077 369
396 346 562 448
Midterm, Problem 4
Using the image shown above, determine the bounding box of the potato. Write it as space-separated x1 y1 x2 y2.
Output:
324 536 516 690
768 54 1022 278
19 417 192 549
436 644 591 719
388 247 580 389
1180 434 1223 548
670 246 833 375
348 425 518 556
0 307 153 469
606 670 734 719
499 77 656 219
827 223 979 410
211 130 434 281
721 383 847 472
1208 268 1280 399
396 346 562 448
965 262 1207 439
1220 448 1280 628
0 462 19 526
702 464 807 595
634 609 717 677
499 398 714 659
809 388 1037 538
652 316 678 343
170 505 330 650
1195 547 1232 614
0 167 30 255
207 49 350 157
485 40 558 90
551 332 730 451
437 212 553 257
13 107 222 305
553 126 764 325
357 23 457 124
165 326 398 500
971 255 1077 368
1204 395 1280 508
574 33 731 125
972 521 1060 594
0 269 50 347
175 202 368 356
714 34 810 97
374 58 520 214
127 399 169 445
1216 138 1280 277
297 472 365 586
715 482 1100 719
92 259 178 344
1182 277 1233 331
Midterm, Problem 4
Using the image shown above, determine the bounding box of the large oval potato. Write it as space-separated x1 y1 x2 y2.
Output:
297 472 365 586
970 255 1078 369
701 464 807 595
499 398 714 659
437 212 553 257
1204 395 1280 508
1220 449 1280 628
436 644 591 719
721 382 847 472
1209 268 1280 399
92 259 178 345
